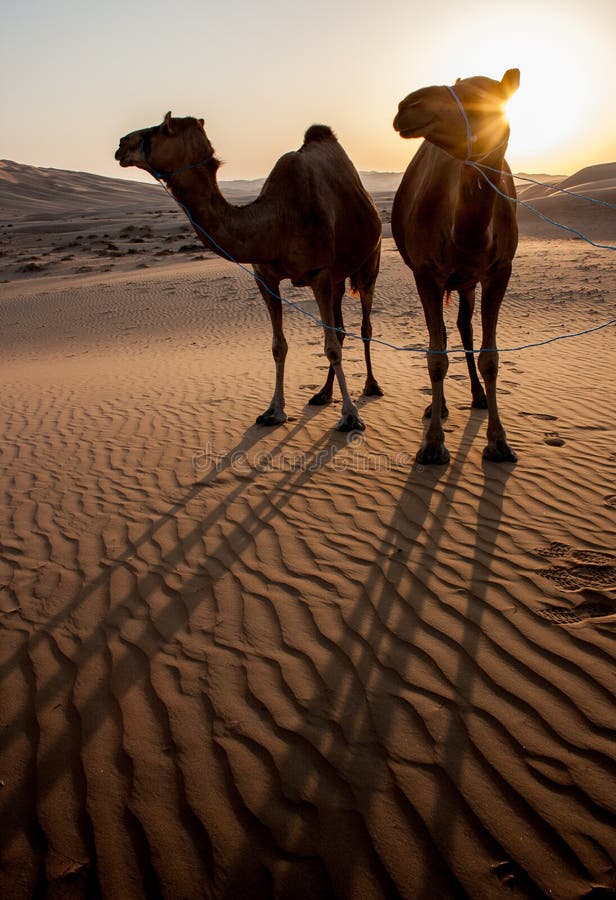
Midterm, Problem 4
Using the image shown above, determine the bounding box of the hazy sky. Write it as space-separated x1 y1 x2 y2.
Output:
2 0 615 181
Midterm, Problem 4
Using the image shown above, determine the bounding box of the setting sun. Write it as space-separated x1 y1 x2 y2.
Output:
505 64 593 165
431 2 611 175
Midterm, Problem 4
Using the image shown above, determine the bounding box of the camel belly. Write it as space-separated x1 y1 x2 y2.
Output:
444 268 481 292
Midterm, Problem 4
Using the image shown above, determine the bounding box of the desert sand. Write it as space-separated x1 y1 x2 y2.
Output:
1 159 615 899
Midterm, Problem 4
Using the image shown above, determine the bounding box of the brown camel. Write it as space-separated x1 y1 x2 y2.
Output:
115 114 383 431
392 69 520 464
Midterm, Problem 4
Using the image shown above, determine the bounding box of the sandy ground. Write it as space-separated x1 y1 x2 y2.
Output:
1 164 616 899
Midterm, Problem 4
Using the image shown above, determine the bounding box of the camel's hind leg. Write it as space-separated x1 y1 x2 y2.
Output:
356 249 384 398
255 275 288 426
309 280 345 406
457 287 487 409
312 271 364 432
479 268 517 462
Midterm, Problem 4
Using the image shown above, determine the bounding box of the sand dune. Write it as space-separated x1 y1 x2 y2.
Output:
3 156 615 239
514 163 616 242
1 159 615 899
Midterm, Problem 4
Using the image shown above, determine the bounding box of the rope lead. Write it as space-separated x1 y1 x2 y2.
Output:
148 148 615 356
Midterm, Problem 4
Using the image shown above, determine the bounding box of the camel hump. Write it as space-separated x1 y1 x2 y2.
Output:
303 124 338 145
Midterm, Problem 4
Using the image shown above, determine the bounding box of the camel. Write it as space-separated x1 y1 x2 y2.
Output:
392 69 520 464
115 114 383 431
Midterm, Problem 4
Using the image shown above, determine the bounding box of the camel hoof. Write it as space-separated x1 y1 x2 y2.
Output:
423 403 449 420
363 380 384 398
483 441 517 463
256 409 287 426
308 391 333 406
416 443 450 466
471 395 488 410
335 414 365 433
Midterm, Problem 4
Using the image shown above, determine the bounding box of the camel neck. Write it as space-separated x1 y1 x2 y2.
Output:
162 168 273 264
453 153 506 248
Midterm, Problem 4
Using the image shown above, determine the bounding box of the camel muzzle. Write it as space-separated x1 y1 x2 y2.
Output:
115 134 145 168
393 102 433 140
114 139 130 165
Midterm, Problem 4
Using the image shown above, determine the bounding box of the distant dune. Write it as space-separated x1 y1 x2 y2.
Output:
513 162 616 240
2 158 614 244
0 159 173 219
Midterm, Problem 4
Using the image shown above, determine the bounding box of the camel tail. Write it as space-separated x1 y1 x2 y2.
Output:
349 275 360 298
303 124 338 145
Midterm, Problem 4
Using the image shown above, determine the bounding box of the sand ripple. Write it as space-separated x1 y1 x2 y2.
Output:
1 244 615 898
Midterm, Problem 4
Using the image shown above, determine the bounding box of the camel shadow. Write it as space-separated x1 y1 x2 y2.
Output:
216 409 500 897
348 413 518 898
2 392 523 897
227 408 521 898
0 403 375 893
421 456 521 898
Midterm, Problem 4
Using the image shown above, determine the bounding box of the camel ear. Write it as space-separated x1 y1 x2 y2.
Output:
501 69 520 98
162 111 174 135
198 118 205 129
455 77 461 85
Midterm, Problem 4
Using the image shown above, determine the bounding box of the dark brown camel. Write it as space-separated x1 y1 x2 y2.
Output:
115 114 383 431
392 70 520 464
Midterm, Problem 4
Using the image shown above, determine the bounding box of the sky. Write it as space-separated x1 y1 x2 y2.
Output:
1 0 615 182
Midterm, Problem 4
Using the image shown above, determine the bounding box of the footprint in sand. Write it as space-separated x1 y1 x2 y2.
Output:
543 433 565 447
519 411 558 421
537 603 616 624
535 541 616 596
604 494 616 509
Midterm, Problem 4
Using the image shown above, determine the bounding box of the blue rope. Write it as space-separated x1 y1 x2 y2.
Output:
466 161 616 251
446 85 475 159
474 164 616 211
442 85 616 246
149 164 616 357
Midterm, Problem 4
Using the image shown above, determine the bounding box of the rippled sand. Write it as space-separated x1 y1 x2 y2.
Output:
1 233 615 898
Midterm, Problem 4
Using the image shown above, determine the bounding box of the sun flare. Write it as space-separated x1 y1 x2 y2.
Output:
505 77 585 164
431 3 606 174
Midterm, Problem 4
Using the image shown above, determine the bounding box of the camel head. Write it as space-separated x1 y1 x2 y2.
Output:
393 69 520 160
115 112 217 178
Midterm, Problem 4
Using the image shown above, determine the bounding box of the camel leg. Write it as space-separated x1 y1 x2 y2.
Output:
457 287 487 409
479 269 517 462
423 319 449 420
255 277 288 426
416 274 450 464
309 280 345 406
312 272 364 432
358 256 384 398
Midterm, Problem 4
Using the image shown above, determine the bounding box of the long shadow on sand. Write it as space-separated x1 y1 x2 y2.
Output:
0 398 394 896
217 409 522 898
2 394 541 899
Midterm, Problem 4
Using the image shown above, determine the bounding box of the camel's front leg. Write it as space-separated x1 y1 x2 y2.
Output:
479 269 517 462
416 274 450 464
255 277 288 426
423 319 449 420
312 273 364 432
